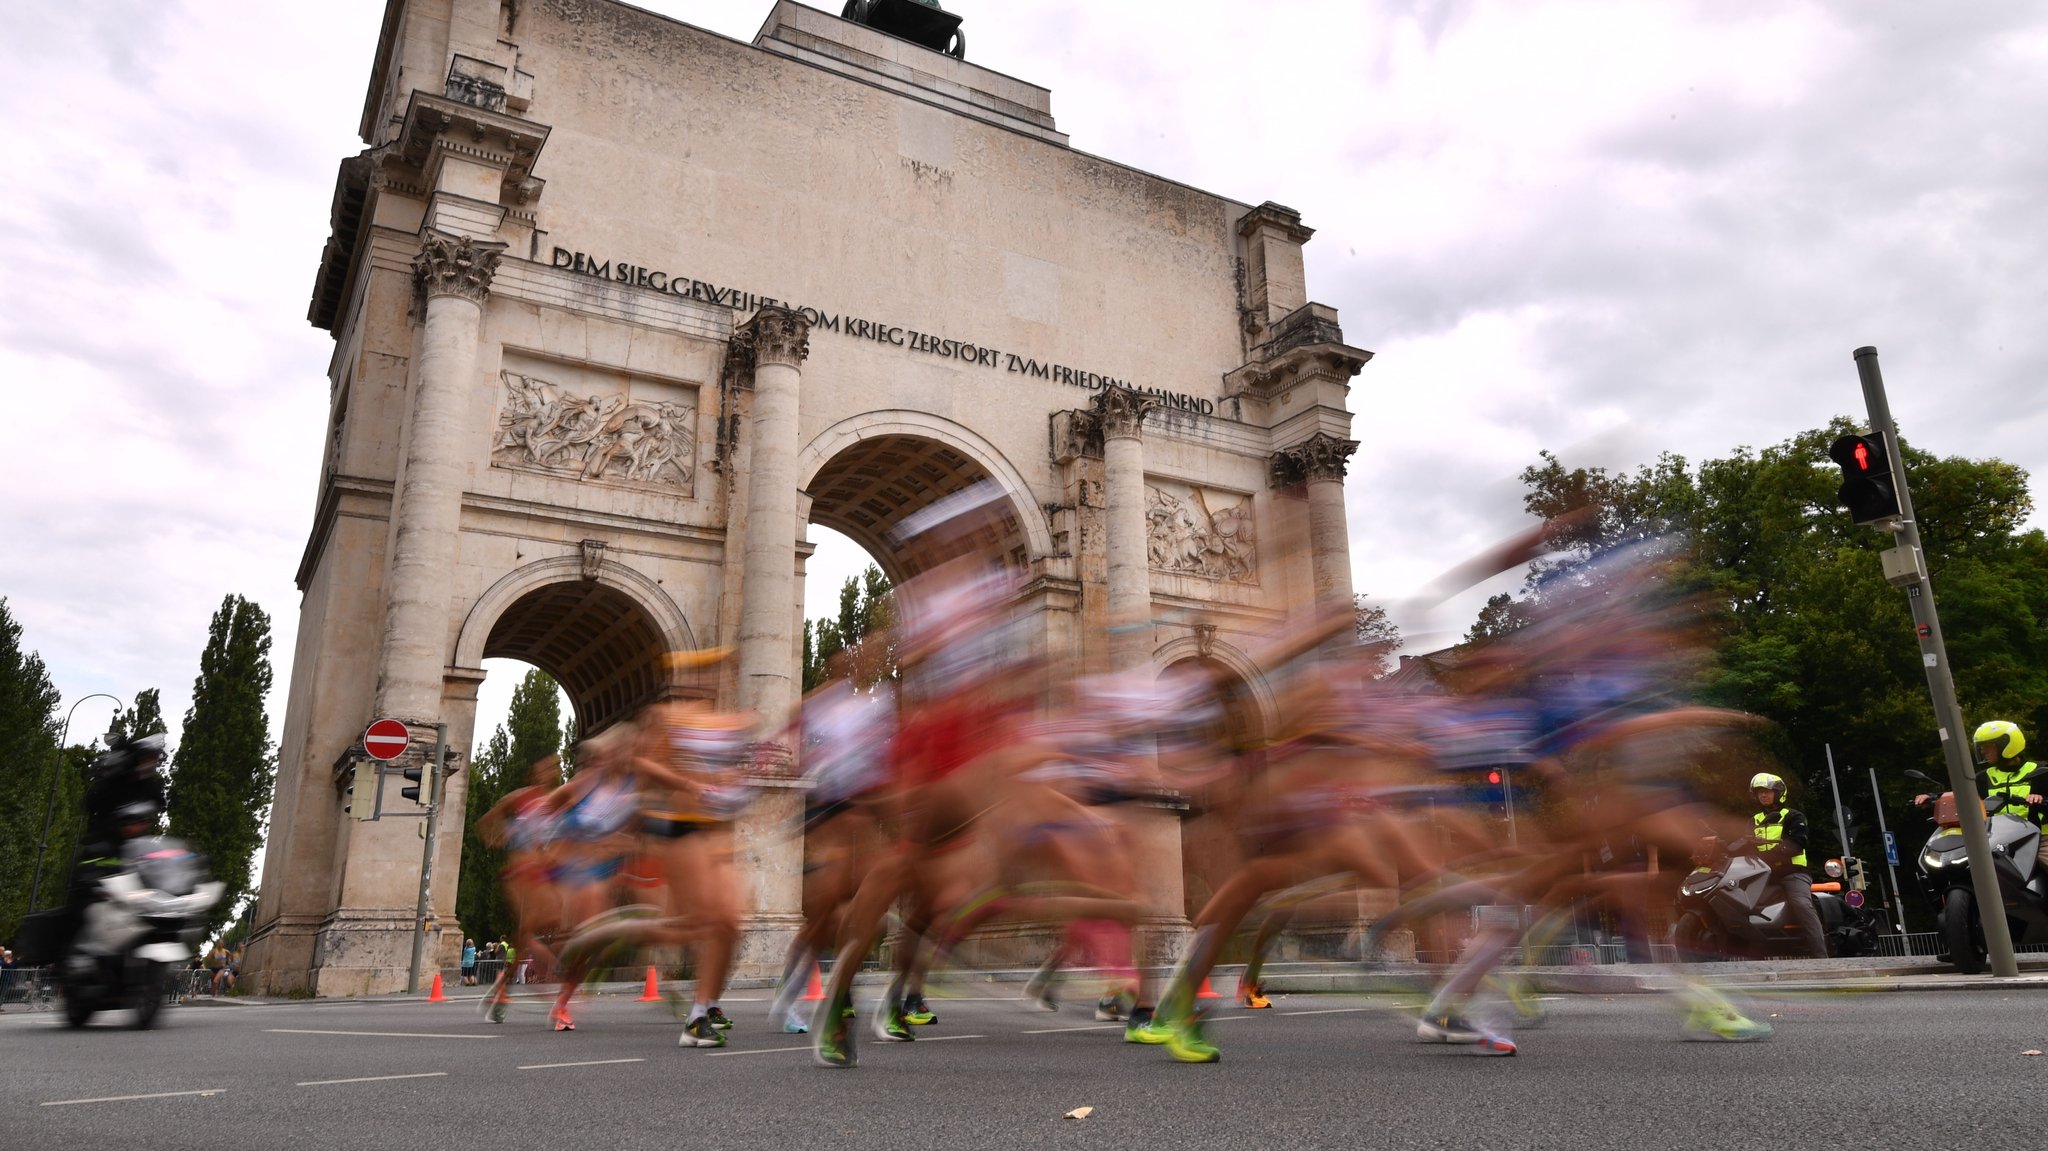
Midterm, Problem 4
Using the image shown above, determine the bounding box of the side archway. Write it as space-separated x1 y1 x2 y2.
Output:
1152 633 1277 741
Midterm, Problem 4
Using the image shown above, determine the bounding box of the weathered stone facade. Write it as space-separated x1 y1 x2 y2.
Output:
247 0 1369 995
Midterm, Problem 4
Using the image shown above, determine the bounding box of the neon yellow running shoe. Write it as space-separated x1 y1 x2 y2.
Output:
1166 1015 1220 1064
1683 1007 1772 1042
1124 1007 1172 1045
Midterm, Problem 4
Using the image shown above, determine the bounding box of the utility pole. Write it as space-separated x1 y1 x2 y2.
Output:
406 723 447 994
1824 744 1852 862
1851 347 2015 976
1869 767 1909 936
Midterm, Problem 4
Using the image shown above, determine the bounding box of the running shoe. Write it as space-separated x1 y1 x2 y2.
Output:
1023 969 1060 1013
1125 1006 1172 1045
782 1010 810 1035
664 989 691 1021
488 997 508 1024
902 994 936 1026
1166 1013 1220 1064
1238 981 1272 1010
1094 990 1135 1022
1416 1013 1486 1044
872 995 916 1042
1473 1031 1518 1056
707 1005 734 1030
678 1015 727 1048
551 1007 576 1032
1682 1008 1773 1042
814 1001 856 1068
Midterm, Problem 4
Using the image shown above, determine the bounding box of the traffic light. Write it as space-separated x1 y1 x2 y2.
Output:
344 759 376 820
1846 857 1867 891
401 759 426 804
1484 768 1507 817
1828 432 1901 525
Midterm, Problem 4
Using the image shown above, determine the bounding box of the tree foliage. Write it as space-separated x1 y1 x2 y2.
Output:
0 598 62 942
1353 594 1404 677
458 669 565 946
1480 424 2048 923
166 595 276 937
802 565 895 691
108 688 167 745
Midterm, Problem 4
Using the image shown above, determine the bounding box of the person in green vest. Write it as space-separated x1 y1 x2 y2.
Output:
1748 772 1826 958
1974 721 2048 870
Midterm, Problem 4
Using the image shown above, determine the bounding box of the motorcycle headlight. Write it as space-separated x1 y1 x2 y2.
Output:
1921 848 1946 869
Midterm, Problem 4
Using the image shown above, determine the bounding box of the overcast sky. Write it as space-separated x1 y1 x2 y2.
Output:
3 0 2044 759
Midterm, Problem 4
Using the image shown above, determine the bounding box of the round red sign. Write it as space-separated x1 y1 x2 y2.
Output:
363 718 410 761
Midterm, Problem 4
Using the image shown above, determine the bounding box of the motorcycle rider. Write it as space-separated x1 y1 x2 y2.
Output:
1748 772 1826 958
60 733 170 952
1916 721 2048 871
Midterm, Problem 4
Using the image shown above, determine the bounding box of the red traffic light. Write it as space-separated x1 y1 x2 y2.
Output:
1486 769 1502 784
1852 441 1870 470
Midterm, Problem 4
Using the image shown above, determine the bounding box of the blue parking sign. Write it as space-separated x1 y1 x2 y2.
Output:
1883 830 1898 867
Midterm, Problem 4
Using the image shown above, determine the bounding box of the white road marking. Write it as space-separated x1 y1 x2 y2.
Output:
298 1072 449 1086
705 1044 815 1057
1278 1007 1382 1017
705 1034 985 1057
1022 1024 1124 1034
517 1058 646 1070
42 1088 226 1107
266 1028 499 1040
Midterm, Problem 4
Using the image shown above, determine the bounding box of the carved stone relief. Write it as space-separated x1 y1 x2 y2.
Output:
1146 482 1257 584
491 371 697 492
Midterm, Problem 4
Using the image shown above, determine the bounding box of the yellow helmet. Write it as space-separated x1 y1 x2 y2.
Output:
1748 772 1786 798
1973 720 2026 762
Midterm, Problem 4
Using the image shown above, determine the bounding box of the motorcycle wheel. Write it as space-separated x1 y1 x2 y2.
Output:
1673 912 1720 963
61 981 95 1029
130 963 166 1030
1941 888 1985 975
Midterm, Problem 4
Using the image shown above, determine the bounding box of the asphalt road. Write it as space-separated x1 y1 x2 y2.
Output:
0 984 2027 1150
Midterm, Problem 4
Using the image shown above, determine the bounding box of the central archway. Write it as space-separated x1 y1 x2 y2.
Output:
799 411 1051 582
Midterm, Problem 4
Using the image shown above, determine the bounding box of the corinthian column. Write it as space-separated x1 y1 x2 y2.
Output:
377 231 505 722
1271 432 1360 612
1095 386 1158 672
733 306 810 729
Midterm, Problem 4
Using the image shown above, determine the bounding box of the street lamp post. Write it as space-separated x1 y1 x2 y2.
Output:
27 692 124 912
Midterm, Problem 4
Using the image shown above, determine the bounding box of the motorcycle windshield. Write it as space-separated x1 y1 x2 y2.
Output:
123 838 203 897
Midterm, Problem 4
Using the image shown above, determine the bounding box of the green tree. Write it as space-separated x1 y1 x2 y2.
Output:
1353 594 1404 677
166 595 276 937
0 598 62 940
457 669 564 945
107 688 167 745
802 565 895 691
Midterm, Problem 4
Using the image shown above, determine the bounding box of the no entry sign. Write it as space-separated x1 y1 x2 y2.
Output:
363 718 410 761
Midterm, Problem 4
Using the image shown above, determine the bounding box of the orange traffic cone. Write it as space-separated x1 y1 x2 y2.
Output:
638 966 662 1002
800 965 825 1002
427 972 447 1002
1196 977 1219 1000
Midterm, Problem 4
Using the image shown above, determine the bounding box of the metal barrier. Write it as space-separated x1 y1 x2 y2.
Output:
1 967 56 1011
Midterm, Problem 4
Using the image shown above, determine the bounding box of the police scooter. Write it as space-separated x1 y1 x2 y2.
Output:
1907 769 2048 974
56 829 224 1028
1671 836 1871 960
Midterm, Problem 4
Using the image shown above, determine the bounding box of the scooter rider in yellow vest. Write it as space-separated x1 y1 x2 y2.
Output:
1968 721 2048 871
1749 772 1826 958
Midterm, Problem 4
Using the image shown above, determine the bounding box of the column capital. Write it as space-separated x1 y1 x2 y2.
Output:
1270 432 1359 487
412 231 506 307
1093 384 1157 441
738 305 812 369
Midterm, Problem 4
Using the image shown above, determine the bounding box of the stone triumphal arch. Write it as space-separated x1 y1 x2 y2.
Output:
246 0 1371 994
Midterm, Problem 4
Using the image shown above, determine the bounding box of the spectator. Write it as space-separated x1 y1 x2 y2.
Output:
461 937 478 986
2 947 15 1010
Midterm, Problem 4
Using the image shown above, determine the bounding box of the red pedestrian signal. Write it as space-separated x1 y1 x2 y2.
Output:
1486 769 1502 785
1828 432 1901 525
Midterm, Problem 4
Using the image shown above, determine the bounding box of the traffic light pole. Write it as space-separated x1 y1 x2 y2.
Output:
1869 767 1909 936
1853 346 2016 977
406 723 446 994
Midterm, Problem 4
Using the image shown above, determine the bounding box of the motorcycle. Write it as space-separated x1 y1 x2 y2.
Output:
45 837 223 1028
1672 836 1876 960
1907 769 2048 975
